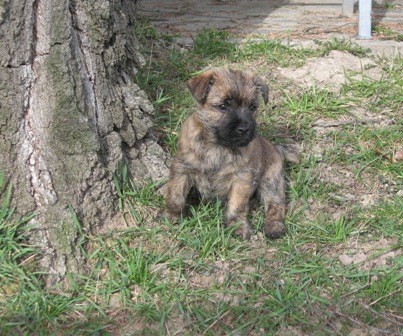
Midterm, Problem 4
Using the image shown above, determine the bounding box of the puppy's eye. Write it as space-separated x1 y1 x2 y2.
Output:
249 104 258 112
218 104 228 111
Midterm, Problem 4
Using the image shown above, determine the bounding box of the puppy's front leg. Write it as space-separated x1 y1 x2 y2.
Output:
225 179 254 240
165 159 192 222
259 166 287 239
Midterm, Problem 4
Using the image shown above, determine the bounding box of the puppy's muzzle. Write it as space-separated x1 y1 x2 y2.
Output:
237 119 250 135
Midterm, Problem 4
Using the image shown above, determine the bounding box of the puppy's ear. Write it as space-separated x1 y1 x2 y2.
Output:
253 76 269 105
187 70 215 105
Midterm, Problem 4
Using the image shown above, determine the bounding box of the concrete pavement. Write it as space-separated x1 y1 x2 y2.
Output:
137 0 402 56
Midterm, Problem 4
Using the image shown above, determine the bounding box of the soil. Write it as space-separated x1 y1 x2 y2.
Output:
279 50 382 91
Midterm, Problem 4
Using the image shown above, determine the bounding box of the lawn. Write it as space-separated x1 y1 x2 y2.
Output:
0 21 402 335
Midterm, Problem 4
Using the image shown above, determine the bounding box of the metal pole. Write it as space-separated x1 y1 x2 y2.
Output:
358 0 372 39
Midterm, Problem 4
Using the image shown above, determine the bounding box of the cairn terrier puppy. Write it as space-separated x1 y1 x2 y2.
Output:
165 68 296 240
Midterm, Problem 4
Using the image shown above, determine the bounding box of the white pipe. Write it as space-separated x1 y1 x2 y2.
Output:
358 0 372 39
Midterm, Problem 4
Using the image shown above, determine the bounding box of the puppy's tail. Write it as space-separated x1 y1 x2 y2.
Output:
275 143 301 164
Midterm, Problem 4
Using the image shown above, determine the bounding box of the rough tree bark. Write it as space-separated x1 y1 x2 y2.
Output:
0 0 168 285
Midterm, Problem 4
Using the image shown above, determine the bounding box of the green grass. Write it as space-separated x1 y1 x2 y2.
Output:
193 29 238 60
1 23 402 335
236 39 319 67
382 1 398 9
373 23 403 42
314 38 371 57
283 87 349 120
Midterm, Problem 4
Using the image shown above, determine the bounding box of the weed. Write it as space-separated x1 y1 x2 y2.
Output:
283 87 348 117
383 1 398 8
175 200 247 259
373 24 403 41
237 39 317 67
315 38 371 57
192 29 237 60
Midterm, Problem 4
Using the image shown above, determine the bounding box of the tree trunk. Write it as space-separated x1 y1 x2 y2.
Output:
0 0 168 286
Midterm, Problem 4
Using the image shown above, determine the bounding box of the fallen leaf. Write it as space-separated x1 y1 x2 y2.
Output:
393 150 403 162
339 254 353 265
360 194 376 207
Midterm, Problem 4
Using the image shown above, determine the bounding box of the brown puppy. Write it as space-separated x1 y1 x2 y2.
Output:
165 68 292 240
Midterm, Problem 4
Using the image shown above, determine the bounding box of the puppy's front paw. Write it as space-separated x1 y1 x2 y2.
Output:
156 211 176 224
230 221 253 241
263 221 286 239
159 210 183 224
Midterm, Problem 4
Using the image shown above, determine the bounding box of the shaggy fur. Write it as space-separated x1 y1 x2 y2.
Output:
165 68 290 240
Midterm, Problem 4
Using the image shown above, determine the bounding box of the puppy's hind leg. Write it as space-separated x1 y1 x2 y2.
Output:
259 161 287 239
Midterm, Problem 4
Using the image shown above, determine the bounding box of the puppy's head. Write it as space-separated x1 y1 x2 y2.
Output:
187 68 268 149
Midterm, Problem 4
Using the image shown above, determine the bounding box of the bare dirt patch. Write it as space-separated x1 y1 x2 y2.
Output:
279 50 382 91
338 237 401 271
312 106 395 135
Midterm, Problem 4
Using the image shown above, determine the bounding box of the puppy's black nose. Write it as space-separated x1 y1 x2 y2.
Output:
237 122 250 134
